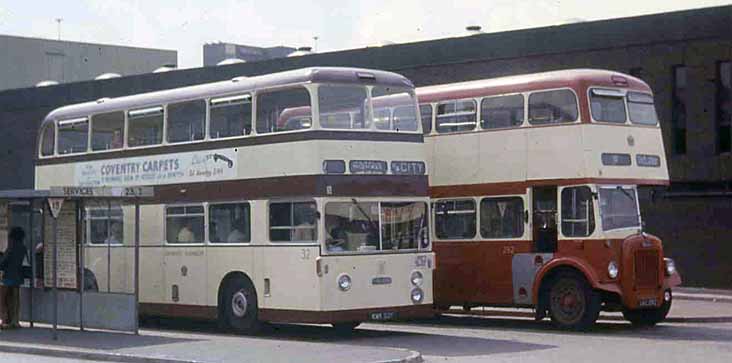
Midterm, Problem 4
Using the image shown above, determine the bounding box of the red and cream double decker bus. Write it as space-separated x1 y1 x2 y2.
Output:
35 67 434 333
417 69 682 330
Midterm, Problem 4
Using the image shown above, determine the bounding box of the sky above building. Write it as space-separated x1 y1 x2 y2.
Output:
0 0 730 69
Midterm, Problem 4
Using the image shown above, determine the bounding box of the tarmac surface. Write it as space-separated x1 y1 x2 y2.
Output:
0 288 730 363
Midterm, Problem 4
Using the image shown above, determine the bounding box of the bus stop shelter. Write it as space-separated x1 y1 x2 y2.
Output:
0 186 153 339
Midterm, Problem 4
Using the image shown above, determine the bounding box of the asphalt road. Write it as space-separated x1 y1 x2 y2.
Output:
1 299 731 362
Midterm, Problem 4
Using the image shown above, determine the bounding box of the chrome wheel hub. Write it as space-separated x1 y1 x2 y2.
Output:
232 290 248 318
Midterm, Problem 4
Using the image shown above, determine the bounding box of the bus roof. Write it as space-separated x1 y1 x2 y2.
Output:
41 67 414 125
416 69 651 103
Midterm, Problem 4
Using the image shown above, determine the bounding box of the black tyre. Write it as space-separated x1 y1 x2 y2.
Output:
331 322 361 333
220 277 261 334
547 271 601 330
623 290 672 327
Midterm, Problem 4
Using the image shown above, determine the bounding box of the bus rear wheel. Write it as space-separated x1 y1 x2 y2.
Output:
547 271 601 330
331 322 361 333
623 290 672 326
220 277 261 334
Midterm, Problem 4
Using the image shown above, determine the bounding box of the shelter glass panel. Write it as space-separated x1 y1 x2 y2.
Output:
257 87 312 133
528 90 578 124
480 94 524 129
91 111 125 151
84 206 124 245
167 100 205 143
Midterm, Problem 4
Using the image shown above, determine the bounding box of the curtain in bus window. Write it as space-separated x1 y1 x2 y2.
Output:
40 123 55 156
436 99 477 133
372 86 418 132
561 187 595 237
166 205 204 243
128 107 163 147
590 89 627 123
269 201 317 242
167 100 205 143
209 95 252 139
434 199 476 239
420 104 433 134
480 95 524 129
480 197 524 238
318 85 368 129
528 90 578 125
627 92 659 126
91 111 125 151
57 118 89 154
209 203 251 243
257 87 312 134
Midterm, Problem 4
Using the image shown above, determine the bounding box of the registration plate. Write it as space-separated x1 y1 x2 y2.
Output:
369 312 397 321
639 298 658 307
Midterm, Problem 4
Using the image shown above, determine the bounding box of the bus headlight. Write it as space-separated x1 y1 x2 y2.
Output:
608 261 619 279
410 288 424 304
664 258 676 276
337 274 352 291
410 271 423 287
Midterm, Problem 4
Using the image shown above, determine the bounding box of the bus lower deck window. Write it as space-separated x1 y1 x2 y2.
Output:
269 201 317 242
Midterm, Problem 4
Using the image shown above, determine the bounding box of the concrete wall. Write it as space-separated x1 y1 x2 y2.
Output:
1 5 731 287
0 34 177 90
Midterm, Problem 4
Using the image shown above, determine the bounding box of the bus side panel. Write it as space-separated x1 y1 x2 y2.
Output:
256 246 321 311
35 164 74 189
431 133 480 187
205 246 255 307
477 128 527 187
527 125 585 181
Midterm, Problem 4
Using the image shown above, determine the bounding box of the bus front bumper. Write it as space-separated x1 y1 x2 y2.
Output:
259 304 434 324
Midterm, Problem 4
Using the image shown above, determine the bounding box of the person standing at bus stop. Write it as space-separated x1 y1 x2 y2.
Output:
0 227 27 329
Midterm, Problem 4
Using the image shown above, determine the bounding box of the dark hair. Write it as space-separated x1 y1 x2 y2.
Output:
9 227 25 243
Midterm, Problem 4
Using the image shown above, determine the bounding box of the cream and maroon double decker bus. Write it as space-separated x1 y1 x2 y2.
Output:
417 69 681 330
34 67 434 333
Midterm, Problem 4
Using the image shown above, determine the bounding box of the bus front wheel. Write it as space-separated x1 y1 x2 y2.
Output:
221 277 261 334
623 290 672 326
547 271 601 330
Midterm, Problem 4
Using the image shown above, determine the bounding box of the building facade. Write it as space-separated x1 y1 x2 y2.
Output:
203 42 295 65
0 5 730 287
0 34 177 91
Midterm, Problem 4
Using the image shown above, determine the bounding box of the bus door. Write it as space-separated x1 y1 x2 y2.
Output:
532 186 558 253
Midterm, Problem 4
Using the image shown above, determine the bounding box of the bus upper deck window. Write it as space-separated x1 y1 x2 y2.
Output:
91 111 125 151
210 94 252 139
419 104 433 134
128 107 163 147
627 92 659 126
167 100 205 143
372 86 418 132
57 117 89 154
436 99 477 134
257 87 312 134
528 90 578 125
40 123 55 156
318 85 369 130
481 94 524 129
590 89 627 123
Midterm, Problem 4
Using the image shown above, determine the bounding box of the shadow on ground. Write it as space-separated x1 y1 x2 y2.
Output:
0 325 200 350
141 317 554 358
